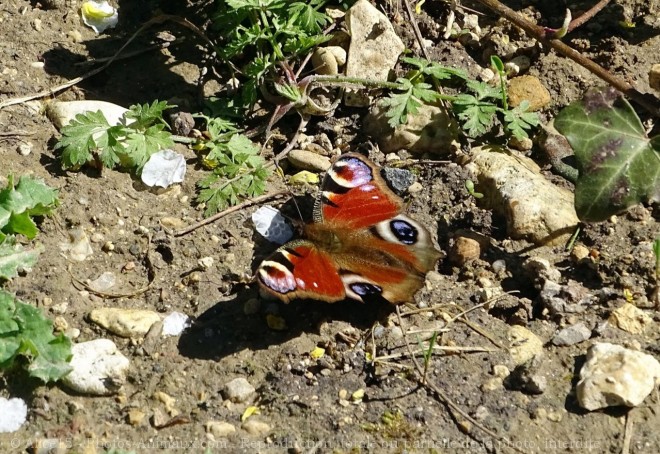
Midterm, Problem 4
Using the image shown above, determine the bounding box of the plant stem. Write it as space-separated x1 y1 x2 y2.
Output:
471 0 660 118
567 0 611 33
310 75 457 101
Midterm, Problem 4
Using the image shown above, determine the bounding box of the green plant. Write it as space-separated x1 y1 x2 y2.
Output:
653 238 660 279
195 117 270 216
378 56 538 140
55 101 175 172
0 175 59 243
554 86 660 222
212 0 336 107
0 289 72 382
465 179 484 199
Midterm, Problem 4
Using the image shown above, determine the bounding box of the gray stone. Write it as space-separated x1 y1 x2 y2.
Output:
552 322 591 346
222 377 256 403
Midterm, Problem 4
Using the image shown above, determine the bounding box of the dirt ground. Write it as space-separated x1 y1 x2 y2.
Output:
1 0 659 453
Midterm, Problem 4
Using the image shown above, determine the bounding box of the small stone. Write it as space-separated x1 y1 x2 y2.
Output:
154 391 178 415
206 421 236 438
60 228 94 261
508 136 533 151
649 63 660 91
102 241 114 252
17 142 32 156
609 303 653 334
53 316 68 333
0 397 28 432
222 377 256 403
338 389 348 400
492 364 510 378
151 408 168 428
89 272 116 292
287 149 331 172
407 181 423 193
508 325 543 365
571 244 590 262
198 256 214 270
505 355 547 394
242 419 271 436
161 312 190 337
577 343 660 410
381 167 416 193
479 68 495 82
311 46 347 75
507 75 551 111
127 409 146 426
449 236 481 266
89 308 161 338
160 217 186 229
60 339 129 396
551 322 591 346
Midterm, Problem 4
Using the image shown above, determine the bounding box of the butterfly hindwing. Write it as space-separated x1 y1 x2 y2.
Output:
257 240 346 303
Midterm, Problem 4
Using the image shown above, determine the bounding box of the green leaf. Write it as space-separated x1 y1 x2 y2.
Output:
289 0 330 33
503 100 539 140
401 56 468 81
56 110 112 169
123 125 174 170
0 176 59 240
125 100 174 129
453 94 498 137
0 289 72 382
554 86 660 222
196 133 269 216
0 236 43 280
380 79 441 128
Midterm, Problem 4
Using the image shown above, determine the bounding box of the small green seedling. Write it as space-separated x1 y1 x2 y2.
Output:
465 179 484 199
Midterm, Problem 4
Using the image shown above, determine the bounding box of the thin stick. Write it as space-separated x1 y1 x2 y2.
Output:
0 15 212 110
395 306 525 453
174 191 289 236
471 0 660 117
567 0 611 33
403 0 431 61
622 411 634 454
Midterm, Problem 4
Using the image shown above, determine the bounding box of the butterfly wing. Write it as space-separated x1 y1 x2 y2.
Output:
314 153 403 228
256 240 346 303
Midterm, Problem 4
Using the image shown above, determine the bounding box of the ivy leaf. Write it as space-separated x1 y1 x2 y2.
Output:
0 289 72 382
554 86 660 222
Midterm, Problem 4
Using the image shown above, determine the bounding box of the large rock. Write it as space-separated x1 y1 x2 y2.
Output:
577 343 660 411
364 104 458 154
61 339 129 395
344 0 404 106
89 307 161 338
466 146 579 245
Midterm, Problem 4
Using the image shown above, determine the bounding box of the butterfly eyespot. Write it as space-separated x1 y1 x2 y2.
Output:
389 219 418 245
349 282 383 296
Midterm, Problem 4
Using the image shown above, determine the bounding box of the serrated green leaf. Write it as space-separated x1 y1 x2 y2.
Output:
0 289 72 382
56 110 112 169
381 79 441 128
0 236 43 280
554 86 660 222
453 94 498 138
503 101 539 140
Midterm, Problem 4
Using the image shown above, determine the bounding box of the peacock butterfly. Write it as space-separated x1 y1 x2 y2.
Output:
256 153 441 304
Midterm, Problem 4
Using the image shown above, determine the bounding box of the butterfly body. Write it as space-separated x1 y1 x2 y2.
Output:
257 153 441 304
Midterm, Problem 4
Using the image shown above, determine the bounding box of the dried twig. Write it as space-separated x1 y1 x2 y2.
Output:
622 411 634 454
0 15 212 110
174 190 289 236
567 0 611 33
471 0 660 117
395 306 525 453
